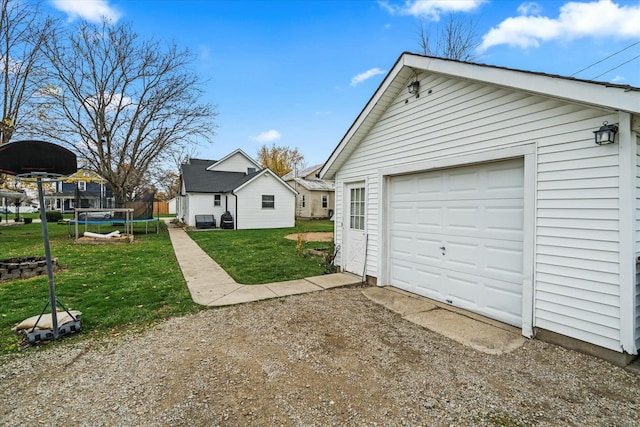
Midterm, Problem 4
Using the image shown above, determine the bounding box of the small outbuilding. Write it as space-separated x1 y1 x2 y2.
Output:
177 149 296 229
320 52 640 364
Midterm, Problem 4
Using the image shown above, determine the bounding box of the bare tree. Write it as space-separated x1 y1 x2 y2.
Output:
0 0 54 144
39 20 216 204
417 14 480 62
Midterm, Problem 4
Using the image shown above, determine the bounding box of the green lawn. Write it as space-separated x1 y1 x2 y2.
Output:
0 221 199 353
188 220 335 284
0 219 335 354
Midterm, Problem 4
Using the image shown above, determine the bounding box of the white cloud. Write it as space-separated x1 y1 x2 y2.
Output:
251 130 281 143
52 0 122 23
517 2 543 16
350 68 386 87
379 0 486 21
85 93 134 113
611 75 625 83
480 0 640 51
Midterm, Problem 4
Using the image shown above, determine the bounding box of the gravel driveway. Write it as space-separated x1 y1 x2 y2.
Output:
2 286 639 426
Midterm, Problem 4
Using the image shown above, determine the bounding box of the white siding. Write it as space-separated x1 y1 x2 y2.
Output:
334 72 624 350
184 193 236 227
207 151 258 173
636 137 640 350
234 173 295 229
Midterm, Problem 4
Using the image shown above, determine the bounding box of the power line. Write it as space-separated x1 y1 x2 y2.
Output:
570 40 640 77
590 53 640 80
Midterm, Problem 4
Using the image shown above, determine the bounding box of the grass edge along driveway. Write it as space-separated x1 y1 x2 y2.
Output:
188 220 334 285
0 220 333 354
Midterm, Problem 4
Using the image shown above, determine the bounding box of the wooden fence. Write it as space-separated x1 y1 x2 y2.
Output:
153 202 169 215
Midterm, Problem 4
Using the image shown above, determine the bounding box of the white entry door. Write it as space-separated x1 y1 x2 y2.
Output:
343 183 366 276
389 159 524 326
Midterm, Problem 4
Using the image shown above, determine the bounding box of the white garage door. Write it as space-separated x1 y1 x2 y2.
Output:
389 159 524 327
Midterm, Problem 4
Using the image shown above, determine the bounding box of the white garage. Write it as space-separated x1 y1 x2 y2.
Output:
388 159 524 326
320 53 640 363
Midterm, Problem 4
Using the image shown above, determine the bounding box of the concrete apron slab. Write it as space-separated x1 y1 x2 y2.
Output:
362 286 526 355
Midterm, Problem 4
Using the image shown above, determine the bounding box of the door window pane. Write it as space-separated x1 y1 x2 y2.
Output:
349 187 365 230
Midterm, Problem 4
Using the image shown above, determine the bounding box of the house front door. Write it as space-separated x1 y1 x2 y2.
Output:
343 183 366 276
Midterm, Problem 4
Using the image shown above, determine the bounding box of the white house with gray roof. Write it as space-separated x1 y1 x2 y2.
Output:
320 52 640 365
178 149 296 229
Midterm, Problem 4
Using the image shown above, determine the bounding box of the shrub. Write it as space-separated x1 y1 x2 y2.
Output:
45 211 63 222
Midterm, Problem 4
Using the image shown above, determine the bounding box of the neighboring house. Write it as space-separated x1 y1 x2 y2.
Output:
320 53 640 364
177 149 296 229
283 164 335 219
49 169 114 212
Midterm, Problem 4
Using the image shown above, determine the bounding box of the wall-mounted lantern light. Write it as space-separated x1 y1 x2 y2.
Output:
407 81 420 98
593 121 618 145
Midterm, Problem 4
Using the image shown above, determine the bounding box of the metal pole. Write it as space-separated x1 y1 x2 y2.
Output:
37 177 58 339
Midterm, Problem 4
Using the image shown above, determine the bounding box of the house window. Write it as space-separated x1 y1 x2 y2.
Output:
322 195 328 208
214 195 221 206
301 195 306 208
78 181 86 191
349 187 365 230
247 167 256 174
262 195 275 209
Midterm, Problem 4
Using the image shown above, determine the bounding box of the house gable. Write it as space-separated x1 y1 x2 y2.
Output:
233 168 296 229
206 149 261 174
234 168 297 195
321 52 640 180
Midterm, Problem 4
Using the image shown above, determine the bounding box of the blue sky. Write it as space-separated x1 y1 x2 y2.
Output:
47 0 640 167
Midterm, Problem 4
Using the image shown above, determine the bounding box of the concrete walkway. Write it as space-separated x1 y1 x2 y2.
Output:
167 224 362 306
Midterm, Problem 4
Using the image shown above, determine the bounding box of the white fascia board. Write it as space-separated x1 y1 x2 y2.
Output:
233 168 298 195
206 149 262 171
321 52 640 180
404 54 640 114
320 56 407 180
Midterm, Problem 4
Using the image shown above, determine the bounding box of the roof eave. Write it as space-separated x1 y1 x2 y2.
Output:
320 52 640 180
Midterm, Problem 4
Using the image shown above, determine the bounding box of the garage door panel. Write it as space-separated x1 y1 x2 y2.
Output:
391 206 413 225
485 206 524 237
485 244 524 276
415 206 441 228
445 271 522 326
392 235 522 285
389 262 414 289
410 265 444 299
389 159 524 327
445 240 480 269
415 237 441 262
390 234 412 256
449 170 481 194
486 164 525 192
445 206 481 232
416 175 444 195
